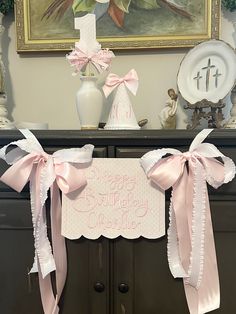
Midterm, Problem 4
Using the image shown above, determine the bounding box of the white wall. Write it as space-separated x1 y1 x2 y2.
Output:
2 9 236 130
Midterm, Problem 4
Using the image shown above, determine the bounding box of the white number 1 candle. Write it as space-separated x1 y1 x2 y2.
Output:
74 13 101 54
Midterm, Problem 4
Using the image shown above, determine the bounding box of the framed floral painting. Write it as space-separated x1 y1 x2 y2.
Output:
15 0 220 52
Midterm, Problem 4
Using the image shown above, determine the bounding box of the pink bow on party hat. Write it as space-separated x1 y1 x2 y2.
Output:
141 129 235 314
0 129 94 314
67 43 114 75
103 69 139 97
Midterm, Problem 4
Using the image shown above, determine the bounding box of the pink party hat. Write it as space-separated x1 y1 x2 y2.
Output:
103 69 140 130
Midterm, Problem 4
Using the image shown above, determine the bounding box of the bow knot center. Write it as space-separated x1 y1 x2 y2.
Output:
36 152 52 165
182 151 192 160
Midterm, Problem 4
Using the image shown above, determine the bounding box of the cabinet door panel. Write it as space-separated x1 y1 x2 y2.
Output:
61 237 109 314
113 237 189 314
0 199 32 229
0 199 109 314
113 201 236 314
0 228 43 314
212 201 236 313
215 233 236 313
0 200 43 314
211 201 236 232
113 238 134 314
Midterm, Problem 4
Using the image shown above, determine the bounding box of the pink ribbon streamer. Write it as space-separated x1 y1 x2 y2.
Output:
0 129 94 314
141 129 235 314
67 43 114 75
103 69 139 97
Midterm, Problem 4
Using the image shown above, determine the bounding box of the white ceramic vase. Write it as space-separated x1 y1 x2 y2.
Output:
76 76 103 129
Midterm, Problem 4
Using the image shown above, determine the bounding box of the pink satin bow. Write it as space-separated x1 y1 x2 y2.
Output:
0 129 94 314
141 129 235 314
67 43 114 75
103 69 139 97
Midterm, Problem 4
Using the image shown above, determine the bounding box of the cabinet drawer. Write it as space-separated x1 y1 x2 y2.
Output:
44 146 107 157
116 146 189 158
116 146 236 160
116 147 161 158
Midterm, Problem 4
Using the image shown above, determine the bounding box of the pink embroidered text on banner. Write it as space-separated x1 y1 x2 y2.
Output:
62 158 165 240
0 130 94 314
140 129 235 314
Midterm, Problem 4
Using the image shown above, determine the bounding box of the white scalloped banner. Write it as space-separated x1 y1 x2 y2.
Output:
62 158 165 240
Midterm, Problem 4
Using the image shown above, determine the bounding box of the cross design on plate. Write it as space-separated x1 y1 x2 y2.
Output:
213 69 222 88
202 58 215 92
193 71 203 90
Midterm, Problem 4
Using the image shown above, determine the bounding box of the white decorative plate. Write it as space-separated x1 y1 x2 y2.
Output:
177 40 236 104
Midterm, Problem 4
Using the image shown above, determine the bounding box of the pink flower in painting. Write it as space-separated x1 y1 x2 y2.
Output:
42 0 192 29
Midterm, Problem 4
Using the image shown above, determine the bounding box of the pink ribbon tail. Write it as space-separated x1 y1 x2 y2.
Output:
184 193 220 314
51 183 67 301
171 161 220 314
0 130 94 314
39 183 67 314
150 156 221 314
141 129 236 314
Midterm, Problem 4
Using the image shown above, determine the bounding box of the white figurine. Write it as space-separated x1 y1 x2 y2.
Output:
225 86 236 128
0 94 13 129
160 88 178 129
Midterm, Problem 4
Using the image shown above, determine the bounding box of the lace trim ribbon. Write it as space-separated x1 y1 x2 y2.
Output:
0 129 94 314
140 129 235 314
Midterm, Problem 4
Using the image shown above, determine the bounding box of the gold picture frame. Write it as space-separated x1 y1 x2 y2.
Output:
15 0 220 52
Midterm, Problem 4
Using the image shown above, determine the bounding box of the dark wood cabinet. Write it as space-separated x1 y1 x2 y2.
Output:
0 199 43 314
60 237 110 314
0 130 236 314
